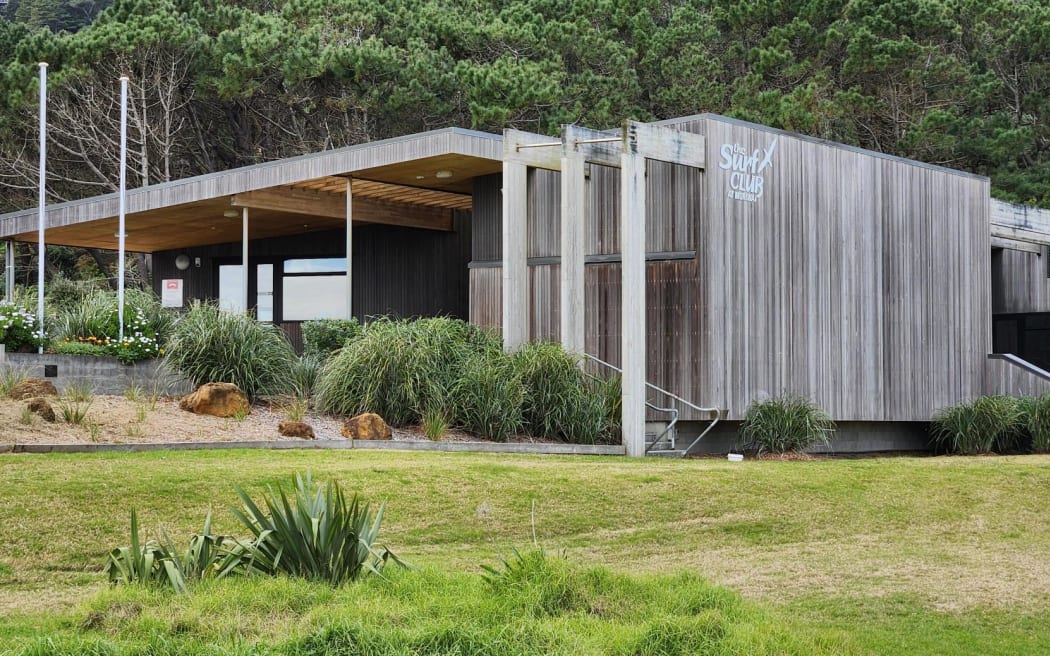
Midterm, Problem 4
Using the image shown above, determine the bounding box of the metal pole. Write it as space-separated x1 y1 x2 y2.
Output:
36 62 46 354
242 207 249 315
4 240 13 302
118 76 128 342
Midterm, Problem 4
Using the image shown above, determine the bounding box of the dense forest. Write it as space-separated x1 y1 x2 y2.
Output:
0 0 1048 217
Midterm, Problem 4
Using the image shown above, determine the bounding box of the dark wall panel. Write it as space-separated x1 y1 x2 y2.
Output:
153 210 472 321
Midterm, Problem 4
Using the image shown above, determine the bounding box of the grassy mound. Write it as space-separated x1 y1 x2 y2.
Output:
11 555 846 655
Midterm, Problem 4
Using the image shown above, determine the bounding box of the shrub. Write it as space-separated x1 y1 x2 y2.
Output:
51 340 108 357
451 350 524 441
1027 394 1050 453
302 318 364 358
930 395 1026 455
314 317 501 426
0 300 44 351
229 472 398 586
739 396 835 454
52 290 173 364
512 342 619 444
164 302 297 399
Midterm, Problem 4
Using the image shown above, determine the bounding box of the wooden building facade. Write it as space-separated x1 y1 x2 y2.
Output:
3 115 1050 453
472 115 1050 437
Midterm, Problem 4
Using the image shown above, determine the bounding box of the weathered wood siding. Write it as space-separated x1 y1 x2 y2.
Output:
682 116 991 420
992 248 1050 314
154 210 472 321
473 114 1003 422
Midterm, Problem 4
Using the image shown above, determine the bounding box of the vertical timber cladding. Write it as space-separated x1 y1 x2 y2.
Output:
468 153 705 416
679 115 992 421
992 248 1050 313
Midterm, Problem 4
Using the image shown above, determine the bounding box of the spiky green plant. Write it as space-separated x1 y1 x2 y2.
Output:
739 396 835 454
106 511 243 594
314 317 500 426
930 395 1026 455
57 382 94 425
1027 394 1050 453
105 510 188 594
512 342 618 444
228 472 399 586
164 302 297 400
451 351 525 441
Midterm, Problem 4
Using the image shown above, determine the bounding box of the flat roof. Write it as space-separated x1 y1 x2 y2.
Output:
0 127 503 252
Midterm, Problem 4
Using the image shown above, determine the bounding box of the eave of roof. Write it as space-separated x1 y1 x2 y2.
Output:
0 127 503 250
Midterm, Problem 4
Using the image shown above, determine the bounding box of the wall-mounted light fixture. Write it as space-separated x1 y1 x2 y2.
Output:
175 254 191 270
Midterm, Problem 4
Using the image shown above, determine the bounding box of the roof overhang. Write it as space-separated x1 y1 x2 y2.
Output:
0 128 502 253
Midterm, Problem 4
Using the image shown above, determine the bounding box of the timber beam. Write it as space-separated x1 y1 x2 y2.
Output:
231 186 453 231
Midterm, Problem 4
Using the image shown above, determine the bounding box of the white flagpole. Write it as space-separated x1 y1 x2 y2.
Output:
118 76 128 343
36 62 47 354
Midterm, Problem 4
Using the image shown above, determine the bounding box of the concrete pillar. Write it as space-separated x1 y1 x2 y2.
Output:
620 148 647 457
560 136 586 356
502 161 529 352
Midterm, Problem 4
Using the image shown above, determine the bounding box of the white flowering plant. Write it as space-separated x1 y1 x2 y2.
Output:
0 301 45 352
108 309 162 364
62 308 162 364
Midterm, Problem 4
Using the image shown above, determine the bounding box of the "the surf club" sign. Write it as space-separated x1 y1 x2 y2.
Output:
718 138 777 203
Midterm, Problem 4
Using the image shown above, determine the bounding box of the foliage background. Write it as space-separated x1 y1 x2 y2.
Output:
1 0 1049 220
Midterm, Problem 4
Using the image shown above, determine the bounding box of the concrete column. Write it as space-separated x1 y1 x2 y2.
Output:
560 137 586 356
502 161 529 352
620 148 647 457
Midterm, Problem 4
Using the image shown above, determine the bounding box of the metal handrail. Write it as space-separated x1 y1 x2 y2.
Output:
582 353 721 416
583 352 722 456
644 402 678 453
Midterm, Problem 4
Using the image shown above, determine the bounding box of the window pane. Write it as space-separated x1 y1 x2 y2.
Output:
284 258 347 274
257 263 274 321
282 275 348 320
218 265 245 313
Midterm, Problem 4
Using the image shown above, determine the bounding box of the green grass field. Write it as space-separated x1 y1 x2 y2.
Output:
0 450 1048 654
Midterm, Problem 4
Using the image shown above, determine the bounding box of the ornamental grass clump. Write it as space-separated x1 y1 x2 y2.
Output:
930 395 1027 455
1026 394 1050 453
165 302 297 399
739 396 835 454
314 317 501 427
451 350 524 441
512 342 619 444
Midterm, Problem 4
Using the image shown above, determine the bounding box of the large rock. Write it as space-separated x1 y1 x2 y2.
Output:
278 420 315 439
179 383 250 418
8 378 58 400
26 397 55 422
341 413 392 440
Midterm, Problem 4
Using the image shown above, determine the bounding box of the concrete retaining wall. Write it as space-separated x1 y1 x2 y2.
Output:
0 352 192 396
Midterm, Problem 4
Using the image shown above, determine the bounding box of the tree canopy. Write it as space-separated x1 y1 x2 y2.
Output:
1 0 1049 212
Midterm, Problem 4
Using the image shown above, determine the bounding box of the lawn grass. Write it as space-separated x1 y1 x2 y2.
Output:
0 450 1049 654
